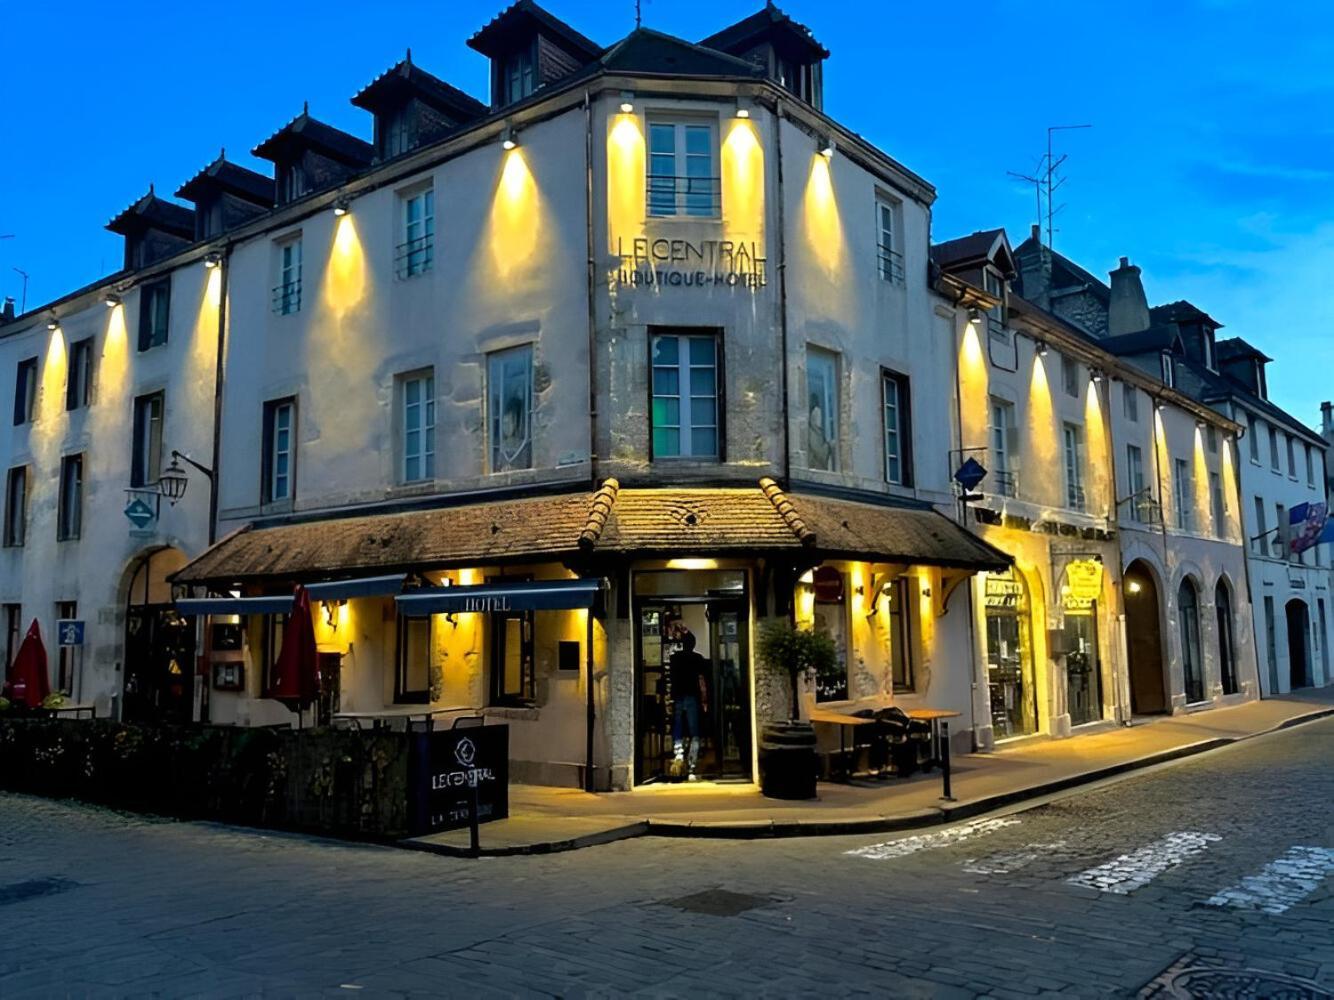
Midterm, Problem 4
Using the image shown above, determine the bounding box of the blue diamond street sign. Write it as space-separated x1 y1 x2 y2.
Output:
124 497 157 530
953 457 988 492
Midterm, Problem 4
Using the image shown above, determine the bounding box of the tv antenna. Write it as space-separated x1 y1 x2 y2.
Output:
1008 123 1091 250
634 0 649 28
11 267 28 314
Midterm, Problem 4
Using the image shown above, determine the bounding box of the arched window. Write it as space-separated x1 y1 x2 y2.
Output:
1215 580 1238 695
1179 579 1204 703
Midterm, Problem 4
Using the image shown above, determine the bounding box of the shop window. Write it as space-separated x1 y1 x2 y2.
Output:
811 570 848 702
131 391 164 488
3 466 26 547
57 454 83 541
66 338 93 411
806 347 839 472
488 344 533 472
490 608 535 706
138 278 171 351
888 578 914 692
882 369 913 486
12 357 37 426
651 331 719 460
984 569 1037 740
647 119 719 218
395 614 432 704
55 600 76 694
262 397 297 503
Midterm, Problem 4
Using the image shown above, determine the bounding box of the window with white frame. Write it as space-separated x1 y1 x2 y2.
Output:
875 196 902 283
1174 457 1192 531
1269 425 1280 471
263 398 296 503
399 371 435 483
138 278 171 351
883 369 912 487
274 236 302 315
1160 352 1175 387
1253 496 1268 555
1126 444 1147 522
647 119 718 218
57 454 83 541
1063 423 1084 510
990 397 1016 497
1123 384 1139 423
3 466 26 547
66 338 93 411
806 347 839 472
1248 415 1259 462
1307 444 1316 487
488 345 533 471
398 186 434 278
651 332 718 460
1287 435 1297 478
130 391 164 488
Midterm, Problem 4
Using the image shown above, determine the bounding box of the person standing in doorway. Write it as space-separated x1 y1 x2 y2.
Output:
669 630 710 780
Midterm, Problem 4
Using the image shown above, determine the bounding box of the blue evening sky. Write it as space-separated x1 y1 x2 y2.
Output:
2 1 1330 424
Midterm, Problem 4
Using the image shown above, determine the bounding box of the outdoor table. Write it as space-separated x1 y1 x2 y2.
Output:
904 707 962 768
807 707 876 781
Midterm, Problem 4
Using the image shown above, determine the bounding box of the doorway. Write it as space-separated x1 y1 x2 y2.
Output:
1286 599 1311 690
122 547 196 724
1124 561 1167 714
1064 607 1102 726
1215 580 1238 696
633 569 751 784
983 568 1038 739
1178 579 1205 704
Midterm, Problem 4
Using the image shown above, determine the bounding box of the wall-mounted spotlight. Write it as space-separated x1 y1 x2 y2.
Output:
203 251 222 269
619 91 635 114
46 315 59 331
103 292 121 309
735 102 751 119
1195 419 1206 431
968 308 982 325
332 197 350 217
818 136 835 158
1155 399 1166 412
1091 368 1104 383
1035 339 1049 357
501 123 518 150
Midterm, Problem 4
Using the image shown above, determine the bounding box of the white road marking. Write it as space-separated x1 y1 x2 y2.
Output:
1206 846 1334 914
963 841 1068 875
846 818 1020 861
1067 831 1221 894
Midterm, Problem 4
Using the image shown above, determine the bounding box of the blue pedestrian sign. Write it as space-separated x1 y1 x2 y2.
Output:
953 457 988 492
124 497 156 530
56 620 84 647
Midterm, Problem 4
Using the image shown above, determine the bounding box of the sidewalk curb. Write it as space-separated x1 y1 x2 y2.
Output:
397 704 1334 856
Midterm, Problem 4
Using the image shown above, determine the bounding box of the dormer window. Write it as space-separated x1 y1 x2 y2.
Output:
282 165 307 203
776 56 818 105
504 45 537 104
1160 351 1175 388
384 108 414 159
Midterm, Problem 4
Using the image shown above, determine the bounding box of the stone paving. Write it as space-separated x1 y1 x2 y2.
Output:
2 717 1333 997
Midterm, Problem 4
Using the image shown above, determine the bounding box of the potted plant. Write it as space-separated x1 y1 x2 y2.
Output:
756 621 837 799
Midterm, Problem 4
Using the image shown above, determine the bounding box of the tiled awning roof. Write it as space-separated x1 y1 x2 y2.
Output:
173 479 1010 585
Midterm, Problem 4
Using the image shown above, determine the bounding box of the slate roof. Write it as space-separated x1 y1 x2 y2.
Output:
468 0 602 60
930 229 1014 276
699 4 829 59
1012 233 1111 305
105 188 195 238
252 108 374 167
1100 326 1182 357
173 480 1009 584
351 55 488 121
175 154 274 206
599 28 765 78
1151 299 1222 330
1216 336 1272 364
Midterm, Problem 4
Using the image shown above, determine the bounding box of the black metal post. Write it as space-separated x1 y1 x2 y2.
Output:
939 721 955 802
468 769 481 857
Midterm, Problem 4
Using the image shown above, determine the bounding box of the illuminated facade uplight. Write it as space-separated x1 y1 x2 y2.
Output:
619 91 635 114
332 198 350 217
1092 368 1104 383
818 136 835 158
103 292 121 308
1035 339 1049 357
735 103 750 119
501 124 518 150
203 252 222 269
46 316 59 331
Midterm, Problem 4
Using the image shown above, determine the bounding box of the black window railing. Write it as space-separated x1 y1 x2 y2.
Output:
993 470 1018 498
1066 483 1086 512
1133 497 1163 525
272 279 302 315
646 175 721 218
395 235 434 279
878 246 905 284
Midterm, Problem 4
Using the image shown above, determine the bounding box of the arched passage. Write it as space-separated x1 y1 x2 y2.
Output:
1286 599 1312 690
121 546 195 724
1178 578 1204 704
1215 579 1238 696
1124 560 1167 714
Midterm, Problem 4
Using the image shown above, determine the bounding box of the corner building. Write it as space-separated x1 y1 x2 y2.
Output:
136 4 1007 790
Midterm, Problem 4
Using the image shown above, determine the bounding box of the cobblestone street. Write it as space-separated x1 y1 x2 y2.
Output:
2 717 1333 998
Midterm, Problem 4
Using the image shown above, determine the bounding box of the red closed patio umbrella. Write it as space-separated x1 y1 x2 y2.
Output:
4 619 51 709
267 586 321 719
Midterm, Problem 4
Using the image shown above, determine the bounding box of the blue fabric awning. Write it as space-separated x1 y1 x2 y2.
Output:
305 574 406 602
175 596 294 616
396 578 601 617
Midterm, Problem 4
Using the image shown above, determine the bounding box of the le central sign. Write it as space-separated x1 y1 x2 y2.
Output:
409 725 510 835
610 236 768 290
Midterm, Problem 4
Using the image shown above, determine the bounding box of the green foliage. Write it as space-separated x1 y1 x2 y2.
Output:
757 621 839 719
40 693 67 710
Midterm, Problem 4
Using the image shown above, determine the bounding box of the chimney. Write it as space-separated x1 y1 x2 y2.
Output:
1108 257 1150 336
1031 223 1041 242
0 297 14 324
1322 400 1333 436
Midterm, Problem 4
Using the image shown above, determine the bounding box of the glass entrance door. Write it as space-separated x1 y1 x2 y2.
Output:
1064 609 1102 726
123 605 196 724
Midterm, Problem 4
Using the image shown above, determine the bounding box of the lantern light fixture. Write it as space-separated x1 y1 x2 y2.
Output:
158 454 190 505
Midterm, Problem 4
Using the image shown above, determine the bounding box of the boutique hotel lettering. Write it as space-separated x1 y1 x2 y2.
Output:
3 1 1331 793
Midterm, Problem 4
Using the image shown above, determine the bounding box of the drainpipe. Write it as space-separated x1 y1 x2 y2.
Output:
773 99 792 485
207 246 231 547
583 91 599 490
585 606 596 792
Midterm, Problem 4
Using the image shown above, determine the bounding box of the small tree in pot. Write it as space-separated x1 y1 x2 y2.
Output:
755 621 838 799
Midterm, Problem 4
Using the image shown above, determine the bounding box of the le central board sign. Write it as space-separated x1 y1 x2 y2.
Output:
409 725 509 835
